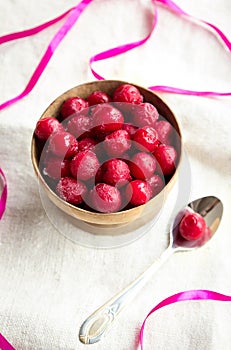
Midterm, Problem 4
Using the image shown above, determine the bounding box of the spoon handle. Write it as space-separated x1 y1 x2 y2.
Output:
79 247 173 344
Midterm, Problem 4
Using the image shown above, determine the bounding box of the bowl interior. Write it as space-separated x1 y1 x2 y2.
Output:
31 80 182 225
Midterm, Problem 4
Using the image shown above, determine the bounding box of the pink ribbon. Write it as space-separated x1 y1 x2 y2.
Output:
0 171 11 348
90 0 231 96
0 0 231 112
148 0 231 96
0 333 15 350
0 1 231 349
0 168 7 220
139 289 231 349
0 0 94 111
89 0 158 80
0 290 231 350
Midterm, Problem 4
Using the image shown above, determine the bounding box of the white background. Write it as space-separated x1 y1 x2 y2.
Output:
0 0 231 349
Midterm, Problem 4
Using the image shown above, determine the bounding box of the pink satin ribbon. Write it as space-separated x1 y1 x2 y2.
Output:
139 289 231 349
90 0 231 96
89 0 158 80
0 1 231 349
0 334 15 350
0 168 7 220
1 290 230 350
0 0 94 111
0 0 231 112
0 171 11 350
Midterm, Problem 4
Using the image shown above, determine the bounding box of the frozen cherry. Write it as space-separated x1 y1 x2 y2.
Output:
56 177 87 205
43 157 70 179
113 84 143 104
92 104 124 134
125 180 152 206
49 131 78 159
87 91 112 106
133 126 159 152
179 212 206 241
147 174 165 197
103 129 131 157
89 183 121 213
129 152 156 180
78 137 97 152
133 103 159 127
66 114 91 139
155 120 174 145
102 159 131 187
153 144 177 176
70 150 100 181
61 97 89 120
35 117 64 141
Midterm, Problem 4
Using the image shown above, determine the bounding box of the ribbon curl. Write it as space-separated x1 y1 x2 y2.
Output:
148 0 231 96
139 289 231 349
0 0 94 111
0 0 231 112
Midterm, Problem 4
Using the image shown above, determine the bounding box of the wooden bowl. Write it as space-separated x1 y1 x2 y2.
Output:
31 80 182 226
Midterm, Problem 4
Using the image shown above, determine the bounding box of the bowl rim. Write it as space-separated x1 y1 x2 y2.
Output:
31 80 183 223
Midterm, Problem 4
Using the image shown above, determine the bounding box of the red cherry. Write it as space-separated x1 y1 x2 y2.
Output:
61 97 88 120
125 180 152 206
103 129 131 157
102 159 131 187
70 150 100 181
179 212 206 241
133 126 159 152
155 120 174 145
129 152 156 180
92 104 124 134
78 137 97 152
56 177 87 205
87 91 112 106
35 117 64 141
89 183 121 213
132 103 159 127
66 114 91 139
113 84 143 104
153 144 177 176
43 157 70 179
147 174 165 197
49 131 78 159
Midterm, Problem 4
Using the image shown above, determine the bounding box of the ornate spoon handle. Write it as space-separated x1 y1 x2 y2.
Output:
79 247 173 344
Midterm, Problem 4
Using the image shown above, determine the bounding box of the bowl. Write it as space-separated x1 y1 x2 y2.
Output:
31 80 182 226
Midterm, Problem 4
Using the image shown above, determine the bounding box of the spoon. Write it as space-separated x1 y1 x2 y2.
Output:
79 196 223 344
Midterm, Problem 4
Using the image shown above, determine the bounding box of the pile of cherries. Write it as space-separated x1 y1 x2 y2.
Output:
34 84 179 213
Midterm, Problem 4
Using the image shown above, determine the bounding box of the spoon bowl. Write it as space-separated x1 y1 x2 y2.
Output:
171 196 223 251
79 196 223 344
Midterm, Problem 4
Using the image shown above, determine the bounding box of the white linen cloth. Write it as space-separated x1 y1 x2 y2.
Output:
0 0 231 349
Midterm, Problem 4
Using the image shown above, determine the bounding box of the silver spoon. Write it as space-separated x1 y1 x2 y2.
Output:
79 196 223 344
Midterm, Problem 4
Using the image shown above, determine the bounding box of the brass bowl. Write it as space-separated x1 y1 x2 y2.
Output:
31 80 182 226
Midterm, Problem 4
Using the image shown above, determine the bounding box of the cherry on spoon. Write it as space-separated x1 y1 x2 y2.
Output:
79 196 223 344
